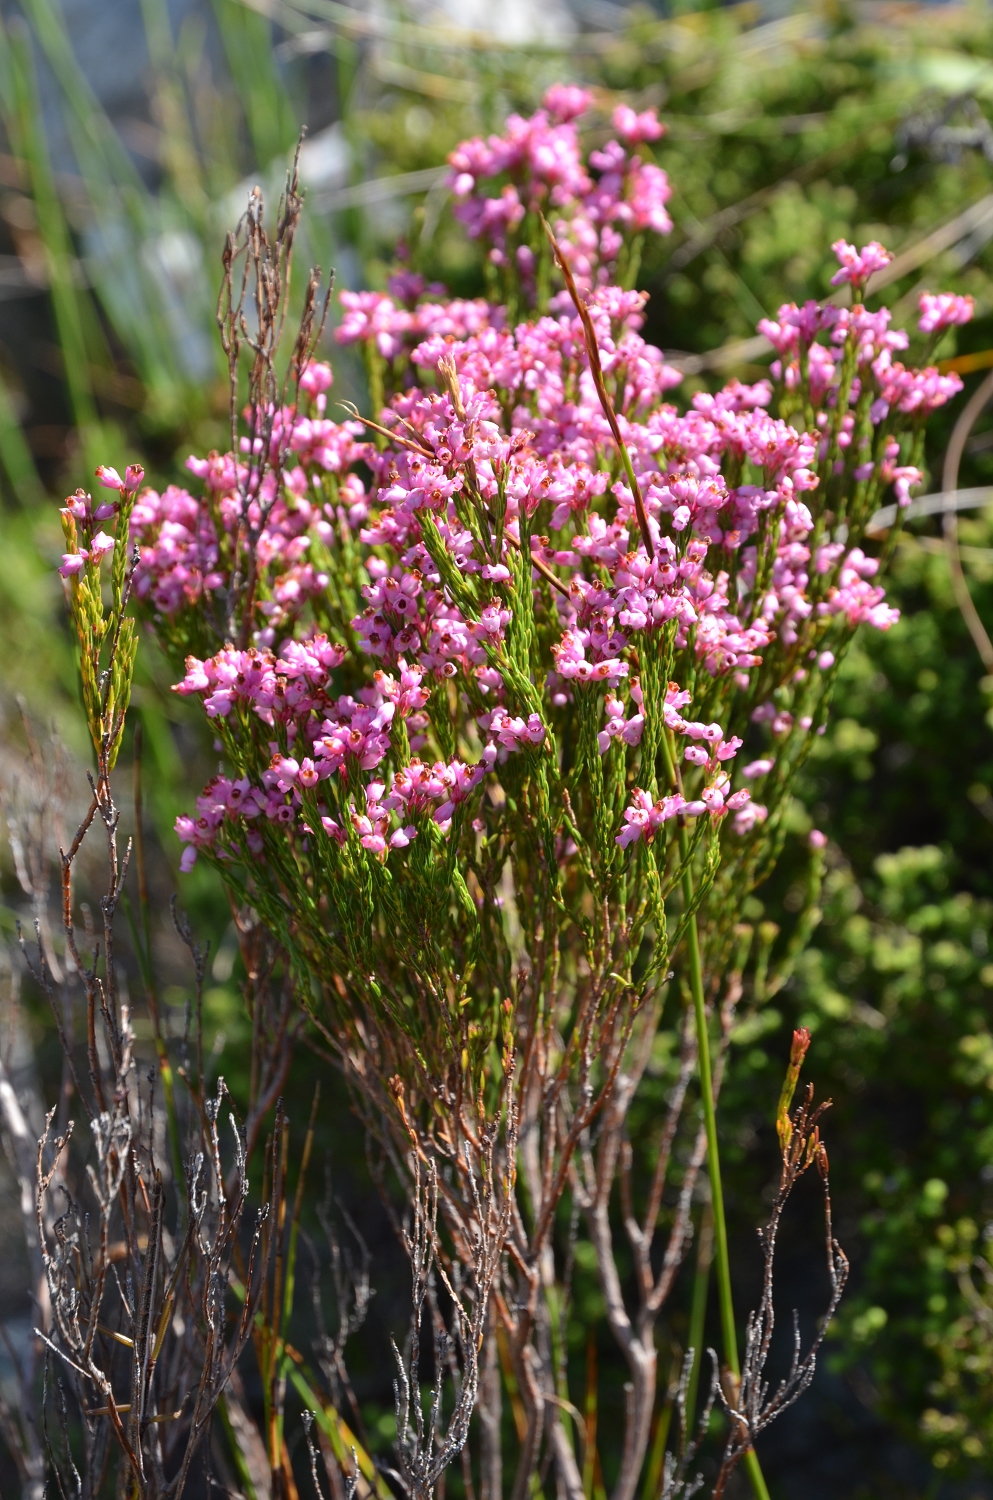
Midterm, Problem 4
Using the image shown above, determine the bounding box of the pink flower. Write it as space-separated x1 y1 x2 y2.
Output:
611 104 664 144
491 711 546 752
890 466 922 507
299 360 334 397
336 291 413 361
918 292 974 335
59 550 88 576
65 491 91 521
89 530 116 560
616 788 687 848
96 462 144 493
830 240 892 290
626 163 672 235
733 801 768 836
544 84 593 123
808 829 827 849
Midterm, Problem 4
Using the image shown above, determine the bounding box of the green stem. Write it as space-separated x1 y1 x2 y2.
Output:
742 1448 772 1499
681 844 735 1364
681 845 771 1500
658 722 770 1500
684 858 780 1500
640 1398 672 1500
684 1197 713 1426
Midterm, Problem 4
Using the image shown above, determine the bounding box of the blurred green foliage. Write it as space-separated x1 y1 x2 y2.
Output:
7 0 993 1490
769 839 993 1465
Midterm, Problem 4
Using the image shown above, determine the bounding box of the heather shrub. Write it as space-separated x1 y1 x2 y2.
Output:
33 89 975 1500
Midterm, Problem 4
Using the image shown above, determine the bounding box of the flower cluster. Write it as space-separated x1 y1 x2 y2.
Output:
918 291 975 336
62 95 972 1012
757 298 962 429
59 464 144 577
829 239 892 289
337 283 497 365
167 613 550 868
332 89 673 409
447 86 672 292
125 386 368 639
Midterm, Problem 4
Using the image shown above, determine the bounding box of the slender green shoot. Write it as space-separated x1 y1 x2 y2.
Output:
684 1197 714 1428
658 722 771 1500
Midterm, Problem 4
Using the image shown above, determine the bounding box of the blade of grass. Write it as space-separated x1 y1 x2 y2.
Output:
282 1083 320 1331
0 371 44 505
273 1088 320 1464
17 0 145 192
212 0 297 169
139 0 210 229
266 1112 289 1475
286 1366 392 1500
2 18 98 460
229 1265 385 1498
684 1198 714 1431
495 1322 528 1442
18 0 193 400
583 1332 604 1500
219 1388 270 1500
640 1397 672 1500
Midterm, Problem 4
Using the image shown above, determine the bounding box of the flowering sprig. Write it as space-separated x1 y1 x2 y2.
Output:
447 88 672 305
776 1025 812 1152
829 239 892 291
59 464 143 768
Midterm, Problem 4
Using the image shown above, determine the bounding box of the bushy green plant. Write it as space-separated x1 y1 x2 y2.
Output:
57 70 979 1496
7 4 993 1490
